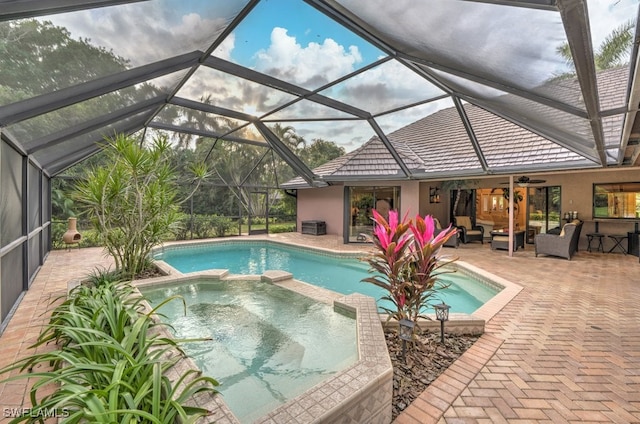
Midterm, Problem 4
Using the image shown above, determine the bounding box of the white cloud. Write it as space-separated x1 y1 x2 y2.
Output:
587 0 638 49
253 27 363 88
45 4 227 67
215 32 235 61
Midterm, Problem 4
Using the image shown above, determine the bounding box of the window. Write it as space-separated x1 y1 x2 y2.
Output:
593 183 640 219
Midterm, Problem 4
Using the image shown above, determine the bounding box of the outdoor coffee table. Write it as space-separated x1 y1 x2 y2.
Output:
490 230 525 251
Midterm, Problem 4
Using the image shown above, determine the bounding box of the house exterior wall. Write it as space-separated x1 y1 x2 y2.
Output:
296 167 640 247
419 182 449 224
297 180 421 239
297 185 344 236
536 168 640 239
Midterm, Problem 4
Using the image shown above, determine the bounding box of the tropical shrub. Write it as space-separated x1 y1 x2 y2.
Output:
190 214 211 239
362 210 458 325
209 214 234 237
171 213 191 240
73 133 207 278
250 216 266 226
269 223 296 233
50 221 67 249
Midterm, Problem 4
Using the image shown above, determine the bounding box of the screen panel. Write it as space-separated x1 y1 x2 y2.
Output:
1 141 23 248
28 234 41 282
1 245 24 322
28 162 41 232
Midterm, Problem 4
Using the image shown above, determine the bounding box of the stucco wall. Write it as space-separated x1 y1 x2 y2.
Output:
419 182 449 224
540 168 640 238
297 185 344 235
419 168 640 249
399 180 420 218
297 181 421 239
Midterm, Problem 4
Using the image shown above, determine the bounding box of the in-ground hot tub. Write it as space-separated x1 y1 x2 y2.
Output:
135 271 393 424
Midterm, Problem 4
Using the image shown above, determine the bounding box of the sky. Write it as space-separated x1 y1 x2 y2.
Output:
41 0 639 153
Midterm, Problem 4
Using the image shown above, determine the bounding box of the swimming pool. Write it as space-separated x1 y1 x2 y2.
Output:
154 241 500 314
141 279 358 423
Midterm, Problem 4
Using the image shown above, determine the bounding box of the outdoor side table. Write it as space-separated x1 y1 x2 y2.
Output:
586 233 604 253
607 234 628 254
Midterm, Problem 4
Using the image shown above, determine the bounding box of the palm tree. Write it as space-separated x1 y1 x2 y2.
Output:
556 21 633 76
177 95 236 149
271 123 306 151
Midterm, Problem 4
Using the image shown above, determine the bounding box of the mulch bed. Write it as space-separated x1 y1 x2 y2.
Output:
385 330 480 419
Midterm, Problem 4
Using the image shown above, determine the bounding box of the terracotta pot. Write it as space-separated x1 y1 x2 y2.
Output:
63 217 82 244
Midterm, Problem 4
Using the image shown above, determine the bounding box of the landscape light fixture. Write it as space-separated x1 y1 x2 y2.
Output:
434 302 450 344
398 318 415 359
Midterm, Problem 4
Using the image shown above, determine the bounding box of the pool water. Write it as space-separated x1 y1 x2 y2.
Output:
156 242 500 314
141 280 357 423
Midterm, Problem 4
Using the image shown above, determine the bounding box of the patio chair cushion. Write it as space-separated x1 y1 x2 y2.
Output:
454 215 484 244
456 216 473 229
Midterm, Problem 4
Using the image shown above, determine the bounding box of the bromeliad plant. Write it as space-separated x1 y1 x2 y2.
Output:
362 210 458 324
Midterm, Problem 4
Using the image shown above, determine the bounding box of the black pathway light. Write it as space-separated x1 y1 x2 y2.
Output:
434 302 450 344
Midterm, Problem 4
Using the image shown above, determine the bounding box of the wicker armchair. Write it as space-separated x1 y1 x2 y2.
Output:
434 218 459 248
454 216 484 244
534 221 583 260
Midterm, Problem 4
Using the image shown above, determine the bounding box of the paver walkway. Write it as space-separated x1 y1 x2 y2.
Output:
395 241 640 424
0 234 639 423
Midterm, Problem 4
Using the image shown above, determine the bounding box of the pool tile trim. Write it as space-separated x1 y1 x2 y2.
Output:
152 237 368 261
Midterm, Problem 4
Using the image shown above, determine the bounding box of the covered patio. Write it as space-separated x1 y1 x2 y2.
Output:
0 236 638 422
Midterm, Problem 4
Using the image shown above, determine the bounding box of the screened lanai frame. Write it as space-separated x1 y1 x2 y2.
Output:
0 0 639 330
1 0 638 178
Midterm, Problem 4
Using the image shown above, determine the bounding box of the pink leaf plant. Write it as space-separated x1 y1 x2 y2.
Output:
362 211 459 329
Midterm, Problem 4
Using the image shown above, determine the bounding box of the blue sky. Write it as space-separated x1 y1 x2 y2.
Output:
228 0 383 68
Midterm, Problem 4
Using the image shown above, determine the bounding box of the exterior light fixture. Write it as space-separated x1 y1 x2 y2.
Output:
398 318 415 359
434 302 450 344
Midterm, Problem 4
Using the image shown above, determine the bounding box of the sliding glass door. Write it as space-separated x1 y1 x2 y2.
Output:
526 186 561 242
347 186 400 243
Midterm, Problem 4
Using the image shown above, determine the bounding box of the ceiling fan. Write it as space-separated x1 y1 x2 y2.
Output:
500 176 546 187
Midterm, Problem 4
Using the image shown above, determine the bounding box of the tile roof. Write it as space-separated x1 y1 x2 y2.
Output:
282 67 628 188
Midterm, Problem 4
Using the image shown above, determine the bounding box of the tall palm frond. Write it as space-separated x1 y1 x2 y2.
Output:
555 20 633 78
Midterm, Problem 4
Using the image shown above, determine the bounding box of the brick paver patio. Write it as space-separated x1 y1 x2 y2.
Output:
0 234 638 423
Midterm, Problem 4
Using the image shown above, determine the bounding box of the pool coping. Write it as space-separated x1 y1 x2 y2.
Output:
133 270 394 424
